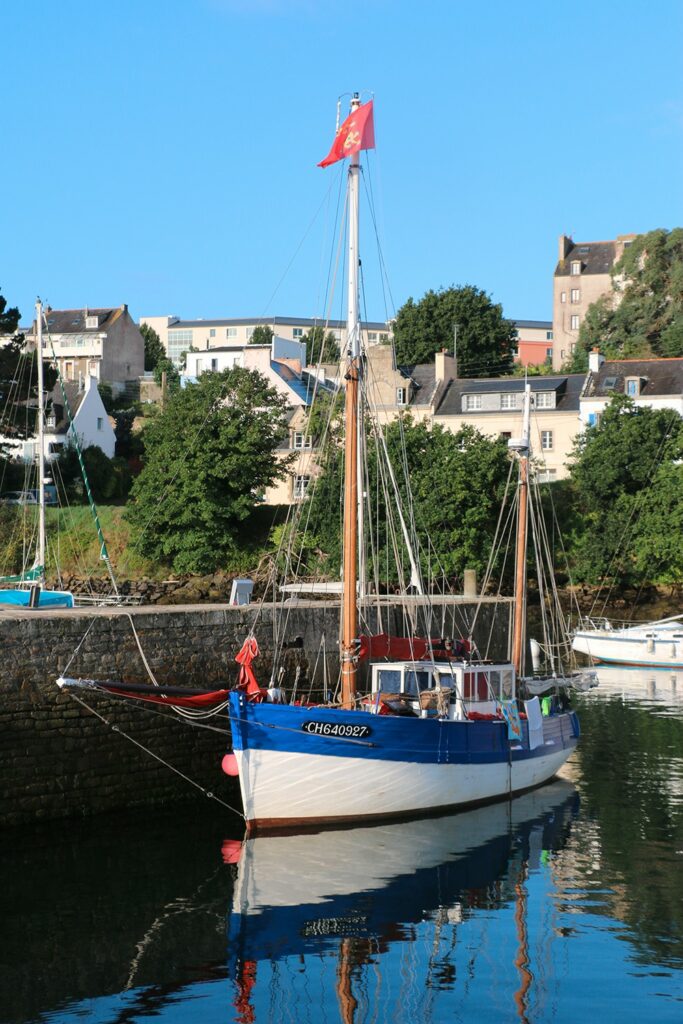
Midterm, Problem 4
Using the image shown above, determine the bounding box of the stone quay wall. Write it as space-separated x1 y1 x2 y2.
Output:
1 599 508 826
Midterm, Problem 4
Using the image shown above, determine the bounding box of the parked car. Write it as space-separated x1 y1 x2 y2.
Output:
0 491 39 505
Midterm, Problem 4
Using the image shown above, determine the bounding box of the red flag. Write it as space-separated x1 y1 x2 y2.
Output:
318 100 375 168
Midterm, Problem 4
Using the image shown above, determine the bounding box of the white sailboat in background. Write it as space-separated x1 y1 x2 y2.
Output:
573 614 683 668
0 299 74 608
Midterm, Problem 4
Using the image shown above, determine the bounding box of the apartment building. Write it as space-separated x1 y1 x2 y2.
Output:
26 306 144 393
141 314 392 366
513 320 554 367
580 350 683 426
552 233 635 369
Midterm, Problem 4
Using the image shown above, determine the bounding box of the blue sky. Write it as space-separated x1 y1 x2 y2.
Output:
4 0 683 328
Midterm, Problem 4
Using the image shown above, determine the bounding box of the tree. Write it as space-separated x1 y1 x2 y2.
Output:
140 323 165 372
56 444 132 502
393 285 516 375
248 325 274 346
300 326 340 366
302 417 510 584
566 228 683 371
568 395 683 584
0 291 57 460
126 367 291 572
153 357 180 391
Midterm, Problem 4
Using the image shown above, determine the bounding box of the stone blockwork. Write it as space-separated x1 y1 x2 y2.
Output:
1 599 507 826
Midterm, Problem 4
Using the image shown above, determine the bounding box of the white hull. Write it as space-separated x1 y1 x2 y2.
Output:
234 740 575 829
573 622 683 668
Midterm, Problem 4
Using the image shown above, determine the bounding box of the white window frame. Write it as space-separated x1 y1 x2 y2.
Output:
500 393 516 410
465 394 482 411
396 387 408 406
626 378 640 397
292 328 304 339
226 327 238 338
570 315 580 331
293 475 310 499
85 315 98 329
571 288 581 303
560 291 566 303
292 431 312 450
570 261 581 275
541 430 553 451
535 392 554 409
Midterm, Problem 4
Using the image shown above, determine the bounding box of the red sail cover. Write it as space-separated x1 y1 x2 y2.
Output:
318 99 375 168
106 686 231 707
358 634 470 661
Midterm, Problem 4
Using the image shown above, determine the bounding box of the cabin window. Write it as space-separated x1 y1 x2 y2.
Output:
404 670 432 695
377 669 401 691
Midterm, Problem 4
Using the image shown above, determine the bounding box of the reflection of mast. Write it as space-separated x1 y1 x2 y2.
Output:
513 860 532 1024
340 94 362 709
335 938 358 1024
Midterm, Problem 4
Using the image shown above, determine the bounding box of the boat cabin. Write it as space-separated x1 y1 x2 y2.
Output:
369 661 515 719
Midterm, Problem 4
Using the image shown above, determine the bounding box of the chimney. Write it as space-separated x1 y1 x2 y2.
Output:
588 347 605 373
558 234 573 262
435 348 456 382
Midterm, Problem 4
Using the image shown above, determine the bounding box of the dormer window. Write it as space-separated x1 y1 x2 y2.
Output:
85 315 98 329
570 261 581 276
625 377 641 397
500 393 516 410
46 414 56 428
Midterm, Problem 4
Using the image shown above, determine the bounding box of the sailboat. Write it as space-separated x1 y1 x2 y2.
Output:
572 614 683 668
0 299 74 608
224 96 586 833
56 96 590 830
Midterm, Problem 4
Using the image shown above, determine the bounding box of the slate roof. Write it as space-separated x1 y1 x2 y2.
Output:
47 382 87 432
42 308 120 333
554 241 617 278
398 363 438 406
435 375 585 416
583 358 683 398
513 320 552 330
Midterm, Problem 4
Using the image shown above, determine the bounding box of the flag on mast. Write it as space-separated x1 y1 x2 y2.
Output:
318 99 375 168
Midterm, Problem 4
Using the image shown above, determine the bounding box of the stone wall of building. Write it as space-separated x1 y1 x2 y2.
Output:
1 599 507 826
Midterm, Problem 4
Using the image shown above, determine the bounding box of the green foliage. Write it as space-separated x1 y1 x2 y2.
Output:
56 444 132 503
248 325 274 346
153 357 180 390
567 228 683 370
568 395 683 584
113 409 144 461
126 366 291 573
97 382 115 413
0 291 57 456
140 323 165 372
393 285 516 375
302 418 510 585
301 326 340 365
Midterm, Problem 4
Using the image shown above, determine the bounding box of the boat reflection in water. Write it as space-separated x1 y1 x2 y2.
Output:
585 665 683 715
227 781 578 1024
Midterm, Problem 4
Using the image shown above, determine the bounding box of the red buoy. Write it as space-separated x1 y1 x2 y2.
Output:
221 752 239 776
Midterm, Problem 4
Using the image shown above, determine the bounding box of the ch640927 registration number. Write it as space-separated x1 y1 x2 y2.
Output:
302 721 371 738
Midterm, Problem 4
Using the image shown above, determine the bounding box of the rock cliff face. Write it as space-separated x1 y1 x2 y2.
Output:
1 599 504 825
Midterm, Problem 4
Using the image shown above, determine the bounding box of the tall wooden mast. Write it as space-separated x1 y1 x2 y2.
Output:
35 299 46 586
511 385 531 676
340 94 362 708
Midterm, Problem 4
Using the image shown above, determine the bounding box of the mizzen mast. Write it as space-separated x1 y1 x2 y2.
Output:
340 93 362 708
510 384 531 675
